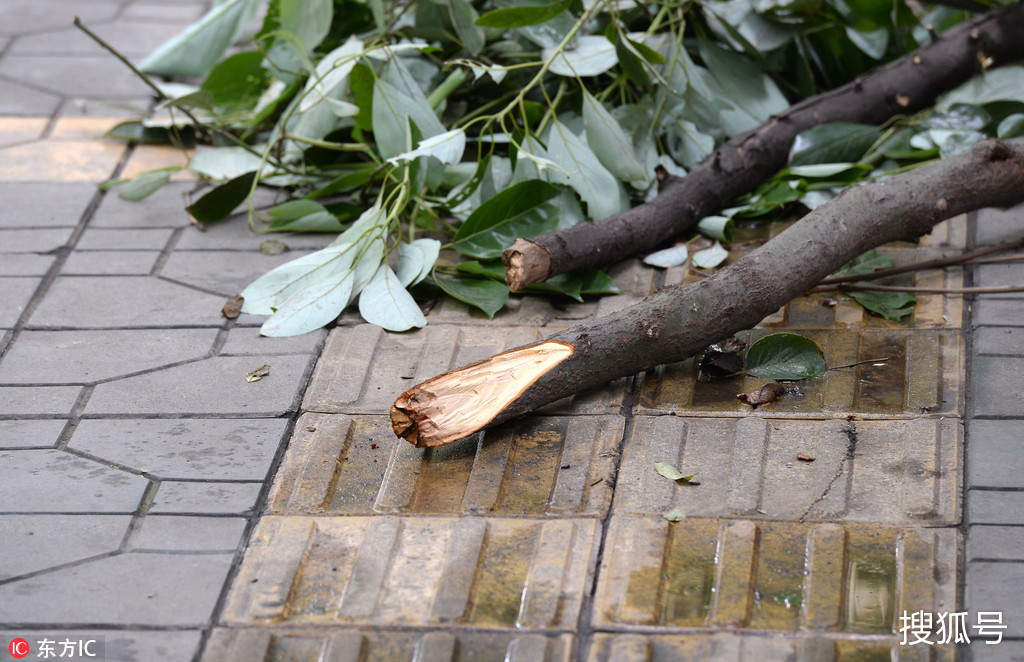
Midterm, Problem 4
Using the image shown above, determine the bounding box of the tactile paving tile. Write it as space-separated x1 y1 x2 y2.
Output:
202 629 575 662
636 328 962 417
303 324 628 415
584 632 951 661
614 416 960 524
268 413 623 517
592 515 957 636
223 516 599 629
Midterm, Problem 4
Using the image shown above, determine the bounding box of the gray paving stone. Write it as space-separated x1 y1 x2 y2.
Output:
121 3 208 21
975 326 1024 356
0 276 40 327
967 419 1024 489
966 638 1024 660
0 552 234 626
976 262 1024 299
0 78 61 115
0 55 153 98
0 386 80 415
968 490 1024 525
70 418 287 480
0 0 119 36
0 182 94 227
219 326 325 355
0 419 65 448
10 22 197 57
0 253 55 276
60 96 153 117
0 328 218 383
0 631 203 662
975 204 1024 247
90 183 192 228
149 481 261 514
131 515 247 551
86 354 311 415
28 276 227 328
160 249 317 297
0 514 130 579
972 356 1024 417
967 525 1024 561
0 449 147 513
174 213 333 251
964 561 1024 638
62 250 159 275
974 299 1024 327
76 227 174 251
0 228 73 253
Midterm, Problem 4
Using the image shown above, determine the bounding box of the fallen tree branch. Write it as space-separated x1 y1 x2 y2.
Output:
394 138 1024 447
502 1 1024 291
815 284 1024 294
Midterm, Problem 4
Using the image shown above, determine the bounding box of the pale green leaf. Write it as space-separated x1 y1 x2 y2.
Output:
119 170 171 202
696 215 734 242
241 242 358 315
845 25 888 59
545 35 618 77
359 264 427 331
139 0 261 77
190 147 265 180
279 0 333 54
259 268 356 337
654 461 695 484
582 90 647 183
372 77 446 159
938 66 1024 107
449 0 485 54
663 510 687 522
452 179 560 258
644 244 689 268
298 35 363 112
544 119 625 220
999 114 1024 138
787 163 859 178
386 129 466 166
692 241 728 269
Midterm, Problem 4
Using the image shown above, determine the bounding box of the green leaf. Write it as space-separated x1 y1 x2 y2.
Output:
119 170 171 202
697 215 734 242
527 273 583 301
846 289 916 321
475 0 571 28
845 25 888 59
789 122 881 166
579 269 621 295
433 275 509 318
278 0 332 54
397 239 440 287
452 179 560 258
267 211 345 233
582 90 647 183
298 35 363 112
358 264 427 331
692 242 728 269
663 510 687 522
644 244 689 268
745 333 826 380
265 200 327 222
786 163 863 178
938 66 1024 107
627 36 665 64
654 461 695 484
998 114 1024 139
449 0 485 54
545 118 624 220
545 35 618 77
190 147 265 180
139 0 261 77
201 51 269 110
187 171 256 223
372 76 446 159
922 103 990 131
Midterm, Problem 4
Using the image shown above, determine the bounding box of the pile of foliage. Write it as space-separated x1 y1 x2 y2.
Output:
100 0 1024 336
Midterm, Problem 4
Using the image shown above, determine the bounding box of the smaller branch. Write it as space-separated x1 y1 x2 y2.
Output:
73 17 168 101
813 284 1024 294
817 235 1024 286
829 357 890 371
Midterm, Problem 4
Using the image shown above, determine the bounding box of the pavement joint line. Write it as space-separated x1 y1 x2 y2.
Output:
0 551 121 588
150 225 185 276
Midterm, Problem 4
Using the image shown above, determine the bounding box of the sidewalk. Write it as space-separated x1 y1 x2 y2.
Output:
1 2 1021 661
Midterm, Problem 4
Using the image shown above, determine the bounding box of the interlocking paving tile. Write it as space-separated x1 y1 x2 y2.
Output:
69 418 289 480
636 328 962 417
85 354 313 416
967 490 1024 525
222 516 599 629
0 254 56 276
90 182 193 228
592 515 957 636
268 413 622 517
975 203 1024 246
130 515 247 552
160 250 319 297
0 514 130 579
0 56 153 99
75 227 174 250
972 356 1024 417
0 552 235 626
0 386 81 415
964 562 1024 638
0 631 203 662
202 628 575 662
303 324 628 416
149 481 262 515
62 250 160 275
584 633 950 661
0 276 40 327
967 525 1024 561
614 416 960 524
0 227 74 252
0 116 47 147
974 326 1024 355
0 328 218 383
10 22 198 57
0 449 147 513
28 276 227 327
0 79 61 115
0 0 119 35
966 419 1024 488
48 116 122 141
0 140 124 182
0 419 66 448
0 182 95 227
973 298 1024 327
219 326 326 355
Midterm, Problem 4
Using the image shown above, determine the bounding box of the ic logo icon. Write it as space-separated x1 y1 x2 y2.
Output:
8 638 29 659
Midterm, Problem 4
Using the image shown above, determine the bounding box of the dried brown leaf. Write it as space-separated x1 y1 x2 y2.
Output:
245 364 270 383
737 381 785 408
222 294 244 319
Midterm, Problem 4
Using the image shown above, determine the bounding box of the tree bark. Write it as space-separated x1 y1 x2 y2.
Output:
502 1 1024 291
394 137 1024 447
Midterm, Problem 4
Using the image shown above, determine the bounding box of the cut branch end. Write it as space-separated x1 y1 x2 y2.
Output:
503 239 552 292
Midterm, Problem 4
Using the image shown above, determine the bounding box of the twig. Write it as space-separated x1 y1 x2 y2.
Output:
829 357 890 371
813 284 1024 294
816 235 1024 286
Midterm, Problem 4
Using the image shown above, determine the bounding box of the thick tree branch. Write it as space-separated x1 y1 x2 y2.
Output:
502 1 1024 291
395 137 1024 447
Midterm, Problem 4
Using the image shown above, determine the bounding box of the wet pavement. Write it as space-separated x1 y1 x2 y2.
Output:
1 2 1022 661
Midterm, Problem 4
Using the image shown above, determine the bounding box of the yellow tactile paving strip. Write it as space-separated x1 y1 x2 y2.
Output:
210 218 970 660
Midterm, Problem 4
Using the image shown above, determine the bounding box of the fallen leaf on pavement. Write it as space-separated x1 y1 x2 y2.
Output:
737 381 786 408
246 364 270 382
